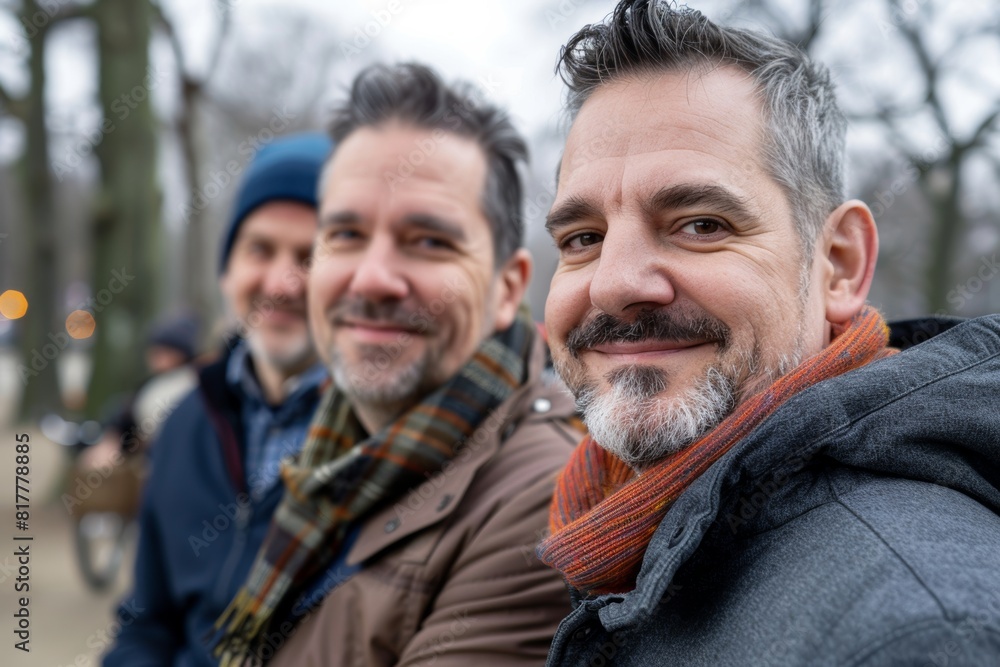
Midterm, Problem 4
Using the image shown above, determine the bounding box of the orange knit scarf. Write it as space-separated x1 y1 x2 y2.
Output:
538 306 894 596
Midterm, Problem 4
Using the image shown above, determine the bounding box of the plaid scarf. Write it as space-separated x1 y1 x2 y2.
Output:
538 306 895 596
213 309 535 666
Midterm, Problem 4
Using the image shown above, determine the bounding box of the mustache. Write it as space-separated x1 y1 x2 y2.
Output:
565 309 731 357
329 297 430 332
250 296 306 316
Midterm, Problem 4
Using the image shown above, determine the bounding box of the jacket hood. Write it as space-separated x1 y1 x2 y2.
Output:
823 315 1000 512
704 313 1000 523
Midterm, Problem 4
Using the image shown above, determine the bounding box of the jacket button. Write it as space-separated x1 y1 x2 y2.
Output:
384 518 400 533
436 494 454 512
533 398 552 413
572 625 594 641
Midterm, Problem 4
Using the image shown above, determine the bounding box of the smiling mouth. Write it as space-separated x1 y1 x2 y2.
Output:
257 308 306 324
586 339 711 359
336 319 423 344
337 318 418 332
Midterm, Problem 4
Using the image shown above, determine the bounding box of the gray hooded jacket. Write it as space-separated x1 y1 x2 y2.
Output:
546 315 1000 667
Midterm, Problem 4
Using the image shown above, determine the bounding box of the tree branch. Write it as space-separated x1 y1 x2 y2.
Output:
736 0 833 52
959 107 1000 153
295 42 338 112
11 0 90 43
845 99 924 124
872 106 941 171
149 0 189 78
0 79 26 120
889 2 951 138
203 0 232 85
954 21 1000 46
795 0 829 52
988 155 1000 200
151 0 231 90
0 80 14 106
48 3 90 24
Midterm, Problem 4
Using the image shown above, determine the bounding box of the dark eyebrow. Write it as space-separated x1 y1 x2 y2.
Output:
401 214 466 243
233 233 275 255
319 211 359 227
645 184 755 221
319 211 466 244
545 196 603 236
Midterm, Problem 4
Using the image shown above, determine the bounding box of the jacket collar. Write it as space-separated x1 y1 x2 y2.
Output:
199 339 328 493
591 314 1000 631
199 341 249 492
226 339 326 413
887 315 964 349
346 336 556 566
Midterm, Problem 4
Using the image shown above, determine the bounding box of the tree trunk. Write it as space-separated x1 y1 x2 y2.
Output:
177 86 212 324
84 0 160 418
924 154 964 315
16 0 61 420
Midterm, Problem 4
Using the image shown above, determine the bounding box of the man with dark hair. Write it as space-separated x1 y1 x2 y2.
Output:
538 1 1000 665
104 133 332 667
213 63 580 667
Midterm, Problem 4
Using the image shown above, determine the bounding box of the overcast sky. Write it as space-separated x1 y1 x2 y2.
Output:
2 0 998 181
0 0 614 164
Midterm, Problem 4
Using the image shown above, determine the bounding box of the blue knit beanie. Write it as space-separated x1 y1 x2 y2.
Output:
218 132 333 273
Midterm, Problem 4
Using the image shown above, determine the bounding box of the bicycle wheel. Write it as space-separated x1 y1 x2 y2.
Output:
74 512 130 592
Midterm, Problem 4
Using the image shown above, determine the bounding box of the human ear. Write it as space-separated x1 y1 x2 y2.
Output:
493 248 533 331
819 200 879 325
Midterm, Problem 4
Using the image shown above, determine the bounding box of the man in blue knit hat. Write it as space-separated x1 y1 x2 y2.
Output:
104 132 332 667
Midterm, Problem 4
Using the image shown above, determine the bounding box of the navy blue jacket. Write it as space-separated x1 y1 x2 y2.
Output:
547 315 1000 666
104 346 320 667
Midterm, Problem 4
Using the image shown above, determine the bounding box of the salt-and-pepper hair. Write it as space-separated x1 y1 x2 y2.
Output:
324 62 528 264
558 0 847 255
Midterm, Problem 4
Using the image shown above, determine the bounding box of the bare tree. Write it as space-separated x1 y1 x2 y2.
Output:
737 0 831 51
150 0 232 325
84 0 163 417
862 0 1000 313
722 0 1000 316
154 2 339 333
1 0 89 418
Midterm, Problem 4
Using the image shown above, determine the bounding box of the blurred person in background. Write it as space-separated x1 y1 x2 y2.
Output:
211 63 582 667
79 312 201 470
71 313 200 530
103 132 332 667
131 312 201 433
537 2 1000 665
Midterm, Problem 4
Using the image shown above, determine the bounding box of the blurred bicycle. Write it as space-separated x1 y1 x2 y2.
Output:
42 313 200 591
43 413 143 591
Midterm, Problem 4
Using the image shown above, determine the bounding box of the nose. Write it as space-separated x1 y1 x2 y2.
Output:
261 250 307 301
589 218 676 317
347 235 409 302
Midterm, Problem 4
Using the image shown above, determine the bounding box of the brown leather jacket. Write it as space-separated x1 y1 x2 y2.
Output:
267 342 581 666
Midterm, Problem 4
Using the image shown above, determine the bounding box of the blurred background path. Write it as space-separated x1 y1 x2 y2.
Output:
0 423 132 667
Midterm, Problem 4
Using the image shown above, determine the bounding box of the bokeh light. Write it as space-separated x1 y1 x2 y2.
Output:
0 290 28 319
66 310 97 339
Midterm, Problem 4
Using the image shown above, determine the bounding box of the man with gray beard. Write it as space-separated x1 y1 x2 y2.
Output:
213 63 580 667
566 309 765 466
538 1 1000 665
105 133 332 667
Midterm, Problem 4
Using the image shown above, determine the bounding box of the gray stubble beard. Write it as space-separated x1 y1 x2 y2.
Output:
564 345 802 470
329 343 432 404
